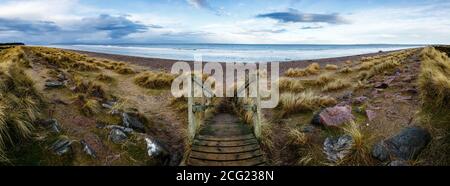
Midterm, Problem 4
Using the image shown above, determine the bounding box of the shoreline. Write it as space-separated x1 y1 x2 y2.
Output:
65 48 422 73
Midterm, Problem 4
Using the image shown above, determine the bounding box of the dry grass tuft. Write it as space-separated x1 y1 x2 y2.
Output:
134 71 175 89
96 74 113 82
325 64 338 70
358 61 375 71
0 47 31 68
288 129 308 146
357 71 369 80
0 63 43 161
278 78 305 92
81 98 101 116
285 63 321 77
115 67 135 74
66 61 99 72
312 74 335 86
260 120 274 153
322 79 352 92
72 77 106 99
337 121 374 165
338 67 352 74
418 47 450 120
366 59 400 78
306 63 320 74
279 90 337 116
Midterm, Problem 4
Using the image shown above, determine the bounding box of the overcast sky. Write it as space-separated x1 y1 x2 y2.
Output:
0 0 449 44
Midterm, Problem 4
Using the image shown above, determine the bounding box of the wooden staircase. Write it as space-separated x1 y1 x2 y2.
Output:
186 113 266 166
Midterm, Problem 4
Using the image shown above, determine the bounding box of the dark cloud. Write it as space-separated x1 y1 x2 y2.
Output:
80 14 148 38
256 9 348 24
0 18 60 34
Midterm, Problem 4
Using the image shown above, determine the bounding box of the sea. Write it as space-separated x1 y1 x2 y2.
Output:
48 44 422 63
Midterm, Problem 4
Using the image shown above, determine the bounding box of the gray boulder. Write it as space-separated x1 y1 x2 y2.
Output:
372 126 431 162
109 128 128 144
122 112 145 133
145 137 171 165
50 137 73 156
323 135 354 162
105 125 134 134
80 140 96 158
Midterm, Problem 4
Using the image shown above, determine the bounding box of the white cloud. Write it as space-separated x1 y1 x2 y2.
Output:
0 0 449 44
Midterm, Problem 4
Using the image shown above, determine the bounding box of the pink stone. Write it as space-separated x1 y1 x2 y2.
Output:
318 105 355 127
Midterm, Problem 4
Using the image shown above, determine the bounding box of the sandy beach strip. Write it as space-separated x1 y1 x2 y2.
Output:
66 48 419 73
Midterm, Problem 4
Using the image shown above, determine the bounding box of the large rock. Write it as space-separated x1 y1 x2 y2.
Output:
323 135 354 162
109 128 128 144
312 105 355 127
144 137 171 165
105 125 134 134
372 126 431 162
122 112 146 133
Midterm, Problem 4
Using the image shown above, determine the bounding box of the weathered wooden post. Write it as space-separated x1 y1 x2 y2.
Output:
253 74 262 139
188 74 196 142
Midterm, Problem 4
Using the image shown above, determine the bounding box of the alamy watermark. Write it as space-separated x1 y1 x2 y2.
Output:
170 54 280 108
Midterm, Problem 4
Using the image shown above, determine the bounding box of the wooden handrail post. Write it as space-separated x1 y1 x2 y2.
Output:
188 74 196 142
254 74 262 139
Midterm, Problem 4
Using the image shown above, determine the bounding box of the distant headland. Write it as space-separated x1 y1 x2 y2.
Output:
0 42 25 46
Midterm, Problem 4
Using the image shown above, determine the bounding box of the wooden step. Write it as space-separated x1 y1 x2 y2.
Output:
195 134 255 141
191 144 260 153
193 138 258 147
187 156 265 166
204 125 243 130
189 150 263 161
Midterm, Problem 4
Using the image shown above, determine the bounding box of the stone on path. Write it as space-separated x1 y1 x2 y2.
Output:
323 135 354 162
372 126 431 162
312 105 355 127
